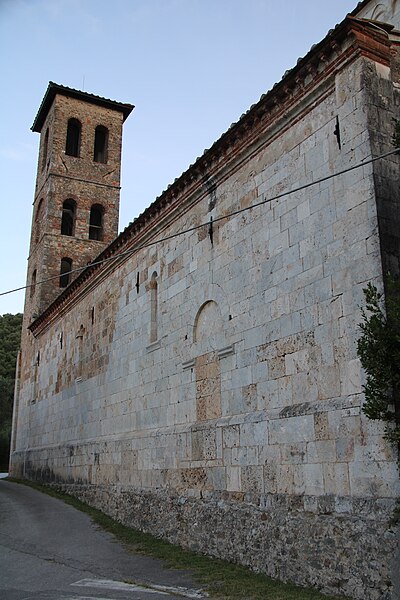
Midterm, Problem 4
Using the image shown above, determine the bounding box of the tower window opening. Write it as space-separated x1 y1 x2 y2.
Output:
60 257 73 288
65 118 81 157
89 204 104 240
93 126 108 163
34 198 44 244
41 128 49 171
30 269 37 297
61 199 76 236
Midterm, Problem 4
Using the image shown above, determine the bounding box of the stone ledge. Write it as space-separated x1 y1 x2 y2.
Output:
146 340 161 353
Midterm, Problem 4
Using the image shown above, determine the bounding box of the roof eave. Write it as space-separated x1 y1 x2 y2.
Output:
31 81 134 133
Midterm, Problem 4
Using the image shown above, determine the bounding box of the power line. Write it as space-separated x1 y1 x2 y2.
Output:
1 147 398 299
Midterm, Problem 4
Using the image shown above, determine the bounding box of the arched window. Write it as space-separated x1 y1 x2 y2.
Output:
61 199 76 236
93 125 108 163
41 128 49 171
59 257 72 288
30 269 37 297
34 198 44 244
89 204 104 240
65 118 81 157
150 272 158 343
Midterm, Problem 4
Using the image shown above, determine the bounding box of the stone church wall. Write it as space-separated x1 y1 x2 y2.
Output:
355 0 400 27
11 20 400 600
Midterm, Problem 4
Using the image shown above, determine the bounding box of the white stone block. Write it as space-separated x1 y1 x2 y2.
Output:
349 460 400 498
340 359 362 395
240 420 268 446
284 349 309 375
226 466 241 491
307 440 336 463
269 415 315 444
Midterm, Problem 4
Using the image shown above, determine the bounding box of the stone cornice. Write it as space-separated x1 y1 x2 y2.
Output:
29 16 397 337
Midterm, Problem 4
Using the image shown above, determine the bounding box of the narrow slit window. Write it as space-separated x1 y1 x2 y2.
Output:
76 324 85 379
334 115 341 150
89 204 104 241
61 199 76 236
60 257 72 288
93 126 108 163
30 269 37 297
41 128 49 171
65 118 81 157
34 198 44 244
150 272 158 343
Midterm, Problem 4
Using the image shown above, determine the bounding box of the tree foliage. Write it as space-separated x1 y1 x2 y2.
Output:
356 121 400 446
0 313 23 469
357 281 400 444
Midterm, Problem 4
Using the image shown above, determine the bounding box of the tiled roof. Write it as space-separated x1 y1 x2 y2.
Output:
31 81 134 132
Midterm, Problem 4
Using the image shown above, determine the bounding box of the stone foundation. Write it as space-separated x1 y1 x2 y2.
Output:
12 451 399 600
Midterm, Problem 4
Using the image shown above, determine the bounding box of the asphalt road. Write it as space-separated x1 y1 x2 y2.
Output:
0 480 206 600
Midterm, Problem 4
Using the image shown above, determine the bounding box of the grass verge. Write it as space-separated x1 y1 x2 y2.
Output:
6 478 345 600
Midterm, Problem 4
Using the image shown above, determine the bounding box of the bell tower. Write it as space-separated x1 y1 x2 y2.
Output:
25 82 133 320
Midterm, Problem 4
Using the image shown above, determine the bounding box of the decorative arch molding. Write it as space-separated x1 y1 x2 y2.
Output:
188 282 230 337
369 0 398 20
182 283 235 367
193 300 221 343
371 4 389 19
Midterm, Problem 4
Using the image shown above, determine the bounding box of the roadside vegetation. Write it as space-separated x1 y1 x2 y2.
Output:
357 279 400 446
7 478 345 600
356 124 400 456
0 313 22 470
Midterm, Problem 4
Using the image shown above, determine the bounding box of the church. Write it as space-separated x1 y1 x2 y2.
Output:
10 1 400 598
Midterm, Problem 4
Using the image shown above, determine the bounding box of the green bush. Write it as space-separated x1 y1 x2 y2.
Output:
0 313 23 470
357 280 400 444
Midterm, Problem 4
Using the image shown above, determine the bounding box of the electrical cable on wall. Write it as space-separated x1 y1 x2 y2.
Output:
1 146 398 299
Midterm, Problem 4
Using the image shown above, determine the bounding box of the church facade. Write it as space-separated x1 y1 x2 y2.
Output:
10 2 400 599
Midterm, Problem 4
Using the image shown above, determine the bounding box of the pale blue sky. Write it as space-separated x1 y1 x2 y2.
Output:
0 0 358 315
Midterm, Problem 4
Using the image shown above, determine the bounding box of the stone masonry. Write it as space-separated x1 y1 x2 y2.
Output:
26 84 132 318
10 5 400 600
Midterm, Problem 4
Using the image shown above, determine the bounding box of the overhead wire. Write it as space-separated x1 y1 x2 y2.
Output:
0 146 398 299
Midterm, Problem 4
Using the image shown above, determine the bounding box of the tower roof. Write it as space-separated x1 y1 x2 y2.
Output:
31 81 134 132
